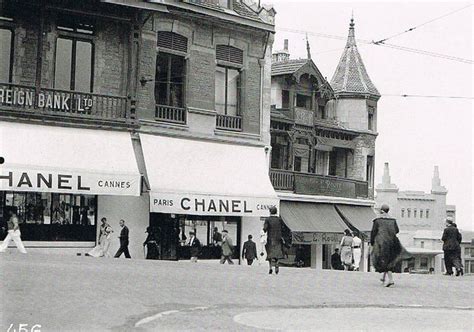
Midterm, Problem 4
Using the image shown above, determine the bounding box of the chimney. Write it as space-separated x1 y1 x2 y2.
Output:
431 165 447 194
376 162 398 191
284 39 288 51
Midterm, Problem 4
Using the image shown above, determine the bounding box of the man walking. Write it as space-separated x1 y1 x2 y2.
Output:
220 230 234 264
114 219 131 258
242 234 257 265
331 248 344 270
442 217 463 276
188 231 201 263
0 211 27 253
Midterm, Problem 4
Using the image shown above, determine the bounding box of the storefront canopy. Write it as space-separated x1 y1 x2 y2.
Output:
280 201 347 245
140 134 279 217
335 204 376 233
0 121 141 196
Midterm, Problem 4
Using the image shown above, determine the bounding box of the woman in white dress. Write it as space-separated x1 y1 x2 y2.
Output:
88 217 114 257
352 231 362 271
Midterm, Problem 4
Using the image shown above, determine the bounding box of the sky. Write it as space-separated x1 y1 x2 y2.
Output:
266 0 473 230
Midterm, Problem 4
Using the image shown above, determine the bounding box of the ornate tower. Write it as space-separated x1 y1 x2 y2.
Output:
331 18 380 197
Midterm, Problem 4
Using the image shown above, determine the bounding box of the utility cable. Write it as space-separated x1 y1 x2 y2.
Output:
373 4 473 44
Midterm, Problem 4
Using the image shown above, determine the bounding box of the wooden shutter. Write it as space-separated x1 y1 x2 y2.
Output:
157 31 188 53
216 45 243 65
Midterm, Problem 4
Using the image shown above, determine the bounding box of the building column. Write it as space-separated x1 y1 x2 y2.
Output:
311 244 323 269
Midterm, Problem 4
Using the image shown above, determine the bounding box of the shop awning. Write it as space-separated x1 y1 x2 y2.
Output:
280 201 347 244
280 201 347 233
0 121 141 196
335 204 376 233
140 134 279 217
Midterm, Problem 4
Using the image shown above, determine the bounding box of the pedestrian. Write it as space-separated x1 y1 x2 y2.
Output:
212 227 223 246
187 231 201 263
143 226 160 259
331 248 344 270
352 231 362 271
220 230 234 264
88 217 113 257
242 234 257 265
263 206 284 275
340 229 353 270
452 223 464 276
441 217 463 276
370 204 413 287
0 211 27 254
114 219 131 258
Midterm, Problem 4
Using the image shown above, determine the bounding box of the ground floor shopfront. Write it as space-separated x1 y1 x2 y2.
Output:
276 195 376 271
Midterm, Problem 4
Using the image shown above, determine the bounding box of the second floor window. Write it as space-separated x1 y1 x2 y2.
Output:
368 106 375 131
420 210 423 218
414 209 417 218
155 53 185 108
0 28 13 82
215 66 240 116
296 94 311 110
426 209 429 218
54 37 93 92
282 90 289 109
407 209 411 218
401 209 405 218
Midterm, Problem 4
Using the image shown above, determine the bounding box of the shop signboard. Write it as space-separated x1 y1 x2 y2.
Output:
0 167 141 196
150 192 279 217
292 231 343 245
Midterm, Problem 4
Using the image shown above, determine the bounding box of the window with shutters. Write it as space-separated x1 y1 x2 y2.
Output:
215 45 243 116
155 53 185 108
216 45 243 66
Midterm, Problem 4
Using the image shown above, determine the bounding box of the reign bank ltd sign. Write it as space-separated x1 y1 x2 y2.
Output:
0 87 93 112
151 193 279 217
0 168 140 196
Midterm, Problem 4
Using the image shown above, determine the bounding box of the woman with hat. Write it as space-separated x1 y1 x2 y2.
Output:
371 204 413 287
340 229 354 270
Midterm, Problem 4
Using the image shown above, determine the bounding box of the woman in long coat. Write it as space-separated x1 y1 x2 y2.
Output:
263 206 284 275
371 204 412 287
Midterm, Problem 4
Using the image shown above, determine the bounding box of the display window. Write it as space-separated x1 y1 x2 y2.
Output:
0 191 97 241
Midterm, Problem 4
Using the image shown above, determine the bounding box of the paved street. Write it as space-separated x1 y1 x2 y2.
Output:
1 252 473 331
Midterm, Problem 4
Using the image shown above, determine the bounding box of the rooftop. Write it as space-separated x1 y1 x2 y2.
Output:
330 18 380 98
271 59 309 76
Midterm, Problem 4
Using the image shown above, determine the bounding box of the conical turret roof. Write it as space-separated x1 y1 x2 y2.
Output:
331 18 380 98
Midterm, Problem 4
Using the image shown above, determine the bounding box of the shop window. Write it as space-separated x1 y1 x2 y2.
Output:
1 191 96 241
215 66 240 116
282 90 290 109
407 208 411 218
155 52 185 108
0 28 13 82
467 260 474 274
296 94 311 110
54 37 93 92
465 247 474 257
401 209 405 218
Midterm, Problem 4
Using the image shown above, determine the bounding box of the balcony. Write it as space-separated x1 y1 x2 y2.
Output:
155 104 187 124
0 83 130 123
216 114 242 131
270 169 369 199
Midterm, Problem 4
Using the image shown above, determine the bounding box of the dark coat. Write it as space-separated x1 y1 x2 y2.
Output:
189 237 201 257
119 226 129 246
442 225 462 251
370 214 412 272
242 240 257 260
331 252 344 270
263 216 284 260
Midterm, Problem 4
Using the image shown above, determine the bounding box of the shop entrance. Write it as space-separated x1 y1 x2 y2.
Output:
149 213 241 261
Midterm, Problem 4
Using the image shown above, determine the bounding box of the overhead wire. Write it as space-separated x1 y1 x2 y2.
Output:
372 4 473 44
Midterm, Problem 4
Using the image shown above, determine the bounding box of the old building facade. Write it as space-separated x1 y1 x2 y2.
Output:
268 18 379 270
375 163 472 274
0 0 278 260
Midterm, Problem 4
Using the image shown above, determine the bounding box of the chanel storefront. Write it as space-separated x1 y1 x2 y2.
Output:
0 121 146 257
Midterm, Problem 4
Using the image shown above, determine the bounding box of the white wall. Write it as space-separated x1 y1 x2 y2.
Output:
271 80 283 108
335 98 368 131
97 193 150 259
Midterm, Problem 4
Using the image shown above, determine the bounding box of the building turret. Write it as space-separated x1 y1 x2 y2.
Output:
272 39 290 63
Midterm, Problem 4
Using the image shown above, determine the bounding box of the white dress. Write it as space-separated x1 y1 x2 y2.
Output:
352 236 362 270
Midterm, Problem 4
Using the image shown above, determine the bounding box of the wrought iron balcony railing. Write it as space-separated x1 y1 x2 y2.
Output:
155 104 187 124
216 113 242 131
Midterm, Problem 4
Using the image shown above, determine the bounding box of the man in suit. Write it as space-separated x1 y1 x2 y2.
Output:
220 230 234 264
114 219 131 258
242 234 257 265
442 217 463 276
331 248 344 270
188 231 201 263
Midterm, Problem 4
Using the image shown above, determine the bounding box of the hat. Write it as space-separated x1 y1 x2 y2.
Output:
380 204 390 213
189 231 195 235
222 230 228 233
446 217 454 225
